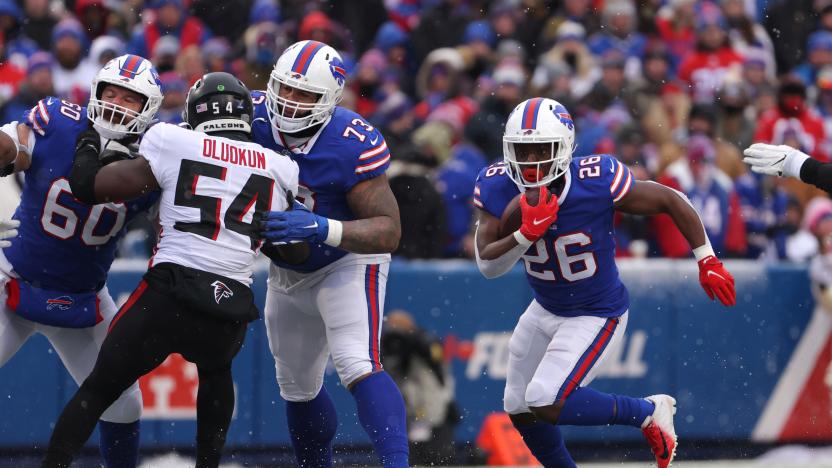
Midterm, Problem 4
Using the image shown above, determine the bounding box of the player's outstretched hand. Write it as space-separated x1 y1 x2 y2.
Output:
260 202 329 244
518 185 559 243
698 255 736 306
0 218 19 248
743 143 810 179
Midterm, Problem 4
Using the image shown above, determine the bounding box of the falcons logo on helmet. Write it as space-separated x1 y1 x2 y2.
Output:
211 281 234 304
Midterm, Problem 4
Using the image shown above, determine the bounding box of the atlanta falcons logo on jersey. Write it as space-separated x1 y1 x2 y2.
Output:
211 281 234 304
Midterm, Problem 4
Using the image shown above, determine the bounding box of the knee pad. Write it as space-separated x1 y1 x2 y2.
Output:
336 358 373 388
525 380 556 409
100 383 142 423
503 387 529 415
275 361 325 402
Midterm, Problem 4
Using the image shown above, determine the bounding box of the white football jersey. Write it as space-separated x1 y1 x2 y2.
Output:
140 122 299 285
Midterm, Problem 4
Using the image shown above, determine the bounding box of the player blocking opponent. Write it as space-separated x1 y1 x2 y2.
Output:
474 98 736 467
0 54 162 468
253 40 408 468
42 72 300 468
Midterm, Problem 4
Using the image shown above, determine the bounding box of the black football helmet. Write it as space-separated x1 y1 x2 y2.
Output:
183 72 253 134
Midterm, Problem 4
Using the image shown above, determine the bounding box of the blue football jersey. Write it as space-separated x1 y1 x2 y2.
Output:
474 154 634 318
4 98 159 293
250 91 390 272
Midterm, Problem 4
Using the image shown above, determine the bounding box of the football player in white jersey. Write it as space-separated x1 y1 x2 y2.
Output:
42 72 300 468
252 40 408 468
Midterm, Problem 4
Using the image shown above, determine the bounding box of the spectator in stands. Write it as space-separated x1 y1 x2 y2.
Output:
51 19 94 104
127 0 210 59
678 1 743 103
0 33 25 107
352 48 387 119
533 20 598 101
465 60 526 162
202 38 231 73
588 0 646 81
388 141 447 260
411 0 468 63
655 0 697 71
754 77 828 162
240 21 286 90
794 30 832 86
716 79 756 153
0 0 37 70
763 0 815 74
156 71 187 125
460 20 496 82
191 0 253 41
85 35 124 73
21 0 56 51
381 310 459 465
75 0 114 42
688 103 745 180
722 0 776 79
686 134 746 256
175 45 205 86
151 35 179 74
0 51 52 124
414 47 464 123
735 171 793 259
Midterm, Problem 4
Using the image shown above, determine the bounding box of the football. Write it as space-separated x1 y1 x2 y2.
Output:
498 189 540 238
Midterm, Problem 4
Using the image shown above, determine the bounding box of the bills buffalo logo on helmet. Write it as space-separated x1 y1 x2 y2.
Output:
46 296 73 311
329 57 346 86
553 104 574 131
211 281 234 304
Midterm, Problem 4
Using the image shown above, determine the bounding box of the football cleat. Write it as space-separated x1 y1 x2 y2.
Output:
641 394 677 468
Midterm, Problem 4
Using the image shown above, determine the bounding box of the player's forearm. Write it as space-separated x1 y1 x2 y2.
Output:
475 236 527 279
339 215 400 253
800 158 832 194
662 188 710 254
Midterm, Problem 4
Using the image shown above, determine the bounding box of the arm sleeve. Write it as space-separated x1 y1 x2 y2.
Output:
474 226 527 279
799 157 832 194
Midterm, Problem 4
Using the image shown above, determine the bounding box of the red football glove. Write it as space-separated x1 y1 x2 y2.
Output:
698 255 736 306
518 186 559 243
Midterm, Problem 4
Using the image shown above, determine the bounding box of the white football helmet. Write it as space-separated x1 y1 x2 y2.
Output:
266 40 345 133
503 97 576 188
87 54 163 140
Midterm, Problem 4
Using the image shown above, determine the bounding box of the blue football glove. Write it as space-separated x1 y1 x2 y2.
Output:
261 201 330 244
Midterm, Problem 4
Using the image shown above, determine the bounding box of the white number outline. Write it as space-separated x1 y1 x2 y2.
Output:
523 231 598 282
40 178 127 244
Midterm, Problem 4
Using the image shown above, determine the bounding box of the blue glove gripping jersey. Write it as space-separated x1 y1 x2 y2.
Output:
251 91 390 272
474 155 633 318
4 98 159 293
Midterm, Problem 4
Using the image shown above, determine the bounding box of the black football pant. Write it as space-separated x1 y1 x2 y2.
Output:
41 276 247 468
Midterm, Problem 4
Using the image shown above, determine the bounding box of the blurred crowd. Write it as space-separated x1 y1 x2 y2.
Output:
5 0 832 261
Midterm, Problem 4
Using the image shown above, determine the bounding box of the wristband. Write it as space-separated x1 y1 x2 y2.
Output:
693 243 715 262
324 219 343 247
513 230 533 247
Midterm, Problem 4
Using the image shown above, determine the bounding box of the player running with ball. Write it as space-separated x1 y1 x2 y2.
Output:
473 97 736 467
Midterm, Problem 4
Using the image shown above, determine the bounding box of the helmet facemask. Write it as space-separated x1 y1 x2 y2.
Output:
87 56 163 140
88 83 158 140
266 72 338 133
504 138 572 188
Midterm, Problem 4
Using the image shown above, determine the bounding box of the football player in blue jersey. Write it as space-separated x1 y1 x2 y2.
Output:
473 98 737 468
252 40 408 468
0 54 162 468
